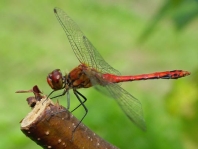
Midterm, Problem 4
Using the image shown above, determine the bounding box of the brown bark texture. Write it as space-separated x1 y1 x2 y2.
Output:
18 86 118 149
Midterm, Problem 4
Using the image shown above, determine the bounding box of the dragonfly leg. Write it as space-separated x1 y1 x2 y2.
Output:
71 90 87 112
45 89 71 109
72 89 88 133
42 90 56 104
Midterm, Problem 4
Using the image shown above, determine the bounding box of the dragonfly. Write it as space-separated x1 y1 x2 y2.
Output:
47 7 190 132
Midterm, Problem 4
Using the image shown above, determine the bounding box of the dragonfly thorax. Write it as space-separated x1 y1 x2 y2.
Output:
67 64 93 89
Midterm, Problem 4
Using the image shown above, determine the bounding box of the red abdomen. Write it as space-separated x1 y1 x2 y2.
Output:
102 70 190 83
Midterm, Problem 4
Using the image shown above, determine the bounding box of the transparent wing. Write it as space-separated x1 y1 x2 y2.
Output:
106 83 146 131
54 8 146 130
54 7 120 75
82 71 146 130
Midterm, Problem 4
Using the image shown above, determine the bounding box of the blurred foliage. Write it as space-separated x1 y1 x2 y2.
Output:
0 0 197 149
166 69 198 148
138 0 198 42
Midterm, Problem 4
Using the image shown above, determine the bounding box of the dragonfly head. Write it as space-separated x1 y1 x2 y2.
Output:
47 69 64 90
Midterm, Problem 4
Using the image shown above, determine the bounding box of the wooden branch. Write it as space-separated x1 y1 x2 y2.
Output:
18 86 118 149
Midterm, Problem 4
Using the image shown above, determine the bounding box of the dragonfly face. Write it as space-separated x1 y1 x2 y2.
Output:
47 69 65 90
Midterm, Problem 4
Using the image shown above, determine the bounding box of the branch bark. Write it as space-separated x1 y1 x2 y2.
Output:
18 86 118 149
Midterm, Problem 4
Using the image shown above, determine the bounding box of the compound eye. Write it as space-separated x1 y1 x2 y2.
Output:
47 69 63 90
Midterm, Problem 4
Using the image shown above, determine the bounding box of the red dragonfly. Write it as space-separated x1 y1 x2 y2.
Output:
47 8 190 131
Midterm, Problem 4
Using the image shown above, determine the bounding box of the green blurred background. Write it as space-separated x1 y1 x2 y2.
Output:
0 0 197 149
